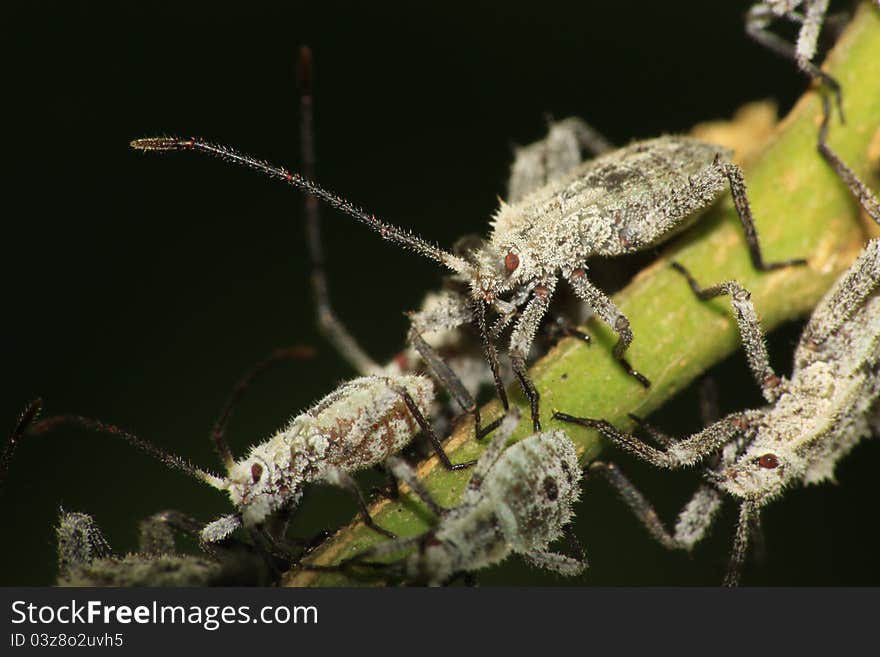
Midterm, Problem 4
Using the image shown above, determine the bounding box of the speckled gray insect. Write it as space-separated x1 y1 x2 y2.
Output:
556 235 880 584
132 128 802 434
9 366 469 552
313 412 587 585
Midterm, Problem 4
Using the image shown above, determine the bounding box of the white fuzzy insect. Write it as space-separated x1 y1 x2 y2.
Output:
56 509 275 586
555 234 880 585
314 413 587 585
6 361 471 550
132 126 802 435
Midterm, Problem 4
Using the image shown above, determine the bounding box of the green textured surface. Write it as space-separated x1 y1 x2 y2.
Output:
287 5 880 586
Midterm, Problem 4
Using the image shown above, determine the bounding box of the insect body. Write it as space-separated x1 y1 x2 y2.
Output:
555 231 880 584
132 131 801 433
6 353 470 550
56 510 275 586
313 414 587 585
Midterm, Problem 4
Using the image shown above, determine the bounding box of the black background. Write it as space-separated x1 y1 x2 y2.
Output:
2 0 878 586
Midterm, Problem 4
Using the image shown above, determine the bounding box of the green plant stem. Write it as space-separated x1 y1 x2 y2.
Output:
286 4 880 586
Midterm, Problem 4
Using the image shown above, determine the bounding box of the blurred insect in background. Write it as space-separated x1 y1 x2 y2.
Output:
56 509 276 586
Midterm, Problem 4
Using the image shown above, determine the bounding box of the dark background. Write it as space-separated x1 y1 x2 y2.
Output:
2 0 877 586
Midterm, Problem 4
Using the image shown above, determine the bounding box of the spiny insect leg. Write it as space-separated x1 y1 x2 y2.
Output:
800 239 880 347
671 262 781 402
394 383 477 470
720 160 808 271
745 1 844 122
817 94 880 223
386 456 446 517
723 502 761 587
509 282 558 431
409 328 502 441
523 547 587 576
565 270 650 387
466 409 521 493
587 461 723 552
298 46 382 376
322 466 396 538
553 410 749 468
475 299 510 413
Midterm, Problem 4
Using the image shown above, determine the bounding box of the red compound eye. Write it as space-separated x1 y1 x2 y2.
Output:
758 454 779 469
251 462 264 482
505 251 519 273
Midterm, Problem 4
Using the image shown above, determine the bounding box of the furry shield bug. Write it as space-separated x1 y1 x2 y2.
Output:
3 347 473 555
56 509 276 586
307 412 587 585
132 124 804 433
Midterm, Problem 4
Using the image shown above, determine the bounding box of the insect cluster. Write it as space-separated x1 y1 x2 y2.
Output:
4 3 879 587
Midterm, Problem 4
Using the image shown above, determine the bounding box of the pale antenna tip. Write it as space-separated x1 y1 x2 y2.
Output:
130 137 195 151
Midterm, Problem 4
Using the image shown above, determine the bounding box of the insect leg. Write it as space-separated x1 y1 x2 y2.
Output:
723 501 762 587
507 117 613 203
393 381 477 470
565 269 650 387
816 94 880 223
321 466 396 538
386 456 446 517
522 547 588 576
543 313 592 346
719 160 808 271
587 461 724 552
475 298 510 413
466 409 521 493
799 239 880 348
408 326 502 441
298 46 383 376
553 410 751 468
509 279 558 431
671 262 781 402
745 0 843 121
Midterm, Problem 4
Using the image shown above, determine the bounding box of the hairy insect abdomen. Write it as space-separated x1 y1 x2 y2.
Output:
307 375 433 472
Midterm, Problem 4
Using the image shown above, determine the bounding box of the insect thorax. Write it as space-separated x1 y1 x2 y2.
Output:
486 137 730 288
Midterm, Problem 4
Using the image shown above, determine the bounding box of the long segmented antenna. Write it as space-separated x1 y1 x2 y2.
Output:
211 346 315 469
130 137 473 276
18 410 226 490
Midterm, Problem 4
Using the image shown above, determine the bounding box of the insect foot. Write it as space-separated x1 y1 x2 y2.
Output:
4 348 474 560
55 509 276 586
132 124 806 433
304 416 587 586
553 231 880 585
